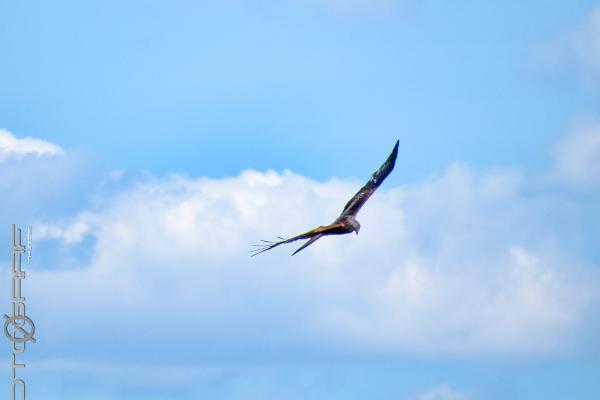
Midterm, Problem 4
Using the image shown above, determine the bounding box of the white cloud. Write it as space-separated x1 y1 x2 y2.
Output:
0 129 64 160
25 165 597 360
551 120 600 187
414 385 472 400
35 213 97 244
539 6 600 82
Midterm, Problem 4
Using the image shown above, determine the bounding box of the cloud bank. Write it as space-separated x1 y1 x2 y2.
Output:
0 128 597 400
26 161 598 363
0 123 598 399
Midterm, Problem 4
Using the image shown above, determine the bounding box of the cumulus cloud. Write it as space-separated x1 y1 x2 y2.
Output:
24 164 597 363
35 213 97 244
0 128 64 160
551 120 600 187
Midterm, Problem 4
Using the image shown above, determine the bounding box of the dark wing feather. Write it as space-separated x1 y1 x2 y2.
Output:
291 233 324 255
339 140 399 218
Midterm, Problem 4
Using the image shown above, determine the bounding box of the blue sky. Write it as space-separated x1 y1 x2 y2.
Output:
2 0 598 180
1 1 600 399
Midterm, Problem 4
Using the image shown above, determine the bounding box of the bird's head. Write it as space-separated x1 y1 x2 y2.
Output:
352 219 361 234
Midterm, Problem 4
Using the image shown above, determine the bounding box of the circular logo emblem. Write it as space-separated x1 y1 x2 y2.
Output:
3 314 36 344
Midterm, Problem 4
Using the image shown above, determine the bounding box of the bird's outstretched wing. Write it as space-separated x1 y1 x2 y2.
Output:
338 140 399 219
251 223 344 257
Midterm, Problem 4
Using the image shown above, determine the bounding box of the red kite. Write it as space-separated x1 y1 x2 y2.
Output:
251 140 399 256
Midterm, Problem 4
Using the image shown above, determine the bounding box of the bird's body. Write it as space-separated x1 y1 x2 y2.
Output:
251 140 399 256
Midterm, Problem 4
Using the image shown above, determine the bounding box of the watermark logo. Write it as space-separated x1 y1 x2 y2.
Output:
5 224 36 400
3 315 36 345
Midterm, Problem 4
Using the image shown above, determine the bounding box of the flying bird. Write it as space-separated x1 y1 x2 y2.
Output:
251 140 399 256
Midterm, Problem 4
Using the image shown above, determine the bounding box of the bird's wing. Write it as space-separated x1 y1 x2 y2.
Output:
291 233 324 256
339 140 399 218
251 223 345 256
